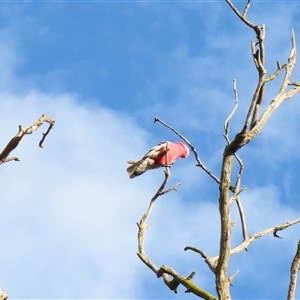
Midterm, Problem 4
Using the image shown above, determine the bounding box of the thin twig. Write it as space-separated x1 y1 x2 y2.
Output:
243 77 265 132
39 123 54 148
242 0 251 17
229 270 239 286
224 79 238 137
231 153 248 241
288 81 300 87
235 195 248 241
226 0 257 29
265 62 287 83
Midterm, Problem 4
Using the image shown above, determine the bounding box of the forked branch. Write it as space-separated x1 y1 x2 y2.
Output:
0 114 55 164
137 167 216 299
226 29 300 154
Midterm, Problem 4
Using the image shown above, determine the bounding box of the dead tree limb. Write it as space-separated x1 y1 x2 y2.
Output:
184 246 216 273
0 114 55 296
0 114 55 164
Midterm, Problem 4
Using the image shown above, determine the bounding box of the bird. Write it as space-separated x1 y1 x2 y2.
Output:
126 141 189 179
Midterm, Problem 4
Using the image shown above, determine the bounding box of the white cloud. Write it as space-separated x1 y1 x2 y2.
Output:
0 91 156 298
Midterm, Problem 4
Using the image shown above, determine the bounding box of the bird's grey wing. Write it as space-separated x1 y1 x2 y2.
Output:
142 141 168 159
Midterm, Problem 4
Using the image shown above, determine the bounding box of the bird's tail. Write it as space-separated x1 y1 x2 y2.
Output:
126 160 141 178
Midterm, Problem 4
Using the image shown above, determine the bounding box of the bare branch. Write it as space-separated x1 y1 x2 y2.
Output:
0 156 20 165
279 29 297 94
159 182 180 195
211 218 300 264
231 157 248 242
249 26 266 129
0 131 23 162
287 239 300 300
184 246 216 273
288 81 300 87
242 0 251 17
137 252 159 274
235 195 248 241
229 270 239 286
226 0 257 29
265 62 287 83
243 77 265 132
0 114 55 163
224 79 239 137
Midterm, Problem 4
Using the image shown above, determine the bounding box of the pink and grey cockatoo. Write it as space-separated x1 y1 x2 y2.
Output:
126 141 189 179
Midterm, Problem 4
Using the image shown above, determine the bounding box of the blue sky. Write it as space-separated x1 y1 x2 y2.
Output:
0 1 300 299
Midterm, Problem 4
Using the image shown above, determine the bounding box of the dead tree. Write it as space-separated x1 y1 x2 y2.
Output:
0 114 55 298
136 1 300 299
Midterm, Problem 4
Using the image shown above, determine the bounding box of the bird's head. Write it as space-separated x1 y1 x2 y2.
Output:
176 142 189 158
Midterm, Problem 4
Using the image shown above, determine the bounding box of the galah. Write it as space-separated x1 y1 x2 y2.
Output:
126 141 189 179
